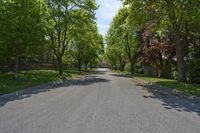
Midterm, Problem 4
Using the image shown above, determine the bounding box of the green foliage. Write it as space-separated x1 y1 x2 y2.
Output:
121 0 200 81
0 0 47 53
187 44 200 83
0 70 65 95
105 7 142 73
124 63 131 72
0 69 91 95
136 75 200 96
0 0 48 78
0 0 102 77
47 0 99 74
119 0 200 82
68 8 103 70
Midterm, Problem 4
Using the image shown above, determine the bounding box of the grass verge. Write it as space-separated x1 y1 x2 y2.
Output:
137 74 200 97
0 70 91 96
113 70 200 96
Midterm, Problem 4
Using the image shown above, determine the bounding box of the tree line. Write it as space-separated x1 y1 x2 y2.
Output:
105 0 200 83
0 0 103 79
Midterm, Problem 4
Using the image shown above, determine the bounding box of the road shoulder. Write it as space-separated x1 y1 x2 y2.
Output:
132 77 200 104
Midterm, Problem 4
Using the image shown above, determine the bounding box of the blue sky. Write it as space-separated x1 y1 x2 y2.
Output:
96 0 122 37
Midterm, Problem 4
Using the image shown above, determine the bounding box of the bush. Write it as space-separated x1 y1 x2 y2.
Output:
187 45 200 83
187 59 200 83
125 63 131 72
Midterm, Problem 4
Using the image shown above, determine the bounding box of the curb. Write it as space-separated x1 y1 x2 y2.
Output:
133 77 200 104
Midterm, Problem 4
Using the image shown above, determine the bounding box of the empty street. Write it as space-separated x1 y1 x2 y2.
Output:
0 69 200 133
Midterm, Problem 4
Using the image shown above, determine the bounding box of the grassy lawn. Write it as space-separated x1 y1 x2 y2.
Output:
0 70 91 96
136 74 200 97
113 70 200 96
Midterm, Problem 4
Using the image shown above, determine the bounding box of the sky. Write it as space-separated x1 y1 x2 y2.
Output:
96 0 122 37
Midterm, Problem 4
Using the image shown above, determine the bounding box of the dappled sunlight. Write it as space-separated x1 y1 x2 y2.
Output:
0 70 69 96
136 82 200 116
0 71 110 108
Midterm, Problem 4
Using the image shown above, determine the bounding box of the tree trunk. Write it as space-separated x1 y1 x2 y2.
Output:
124 32 135 74
85 62 88 71
120 61 126 71
130 59 134 74
166 0 186 81
155 64 160 77
159 56 165 78
57 56 63 75
78 59 82 72
14 39 20 80
160 60 167 78
160 59 171 78
130 53 138 74
175 31 186 81
15 51 19 79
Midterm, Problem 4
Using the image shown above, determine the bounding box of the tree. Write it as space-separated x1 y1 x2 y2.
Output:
140 28 176 77
106 7 141 74
123 0 200 81
47 0 97 75
0 0 47 79
69 9 102 71
82 33 104 70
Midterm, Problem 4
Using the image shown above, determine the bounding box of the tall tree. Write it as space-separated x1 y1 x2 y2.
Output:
106 8 141 74
70 9 102 71
0 0 47 79
47 0 97 75
123 0 200 81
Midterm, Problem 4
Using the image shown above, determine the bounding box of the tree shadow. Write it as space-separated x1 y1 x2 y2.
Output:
91 70 108 75
155 80 200 96
0 76 110 108
137 83 200 116
66 76 109 86
111 72 200 115
110 73 134 78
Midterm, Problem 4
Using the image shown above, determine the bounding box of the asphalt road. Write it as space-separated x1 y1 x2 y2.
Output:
0 69 200 133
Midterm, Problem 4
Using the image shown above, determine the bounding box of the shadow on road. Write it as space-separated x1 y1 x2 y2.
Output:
67 76 109 86
138 84 200 116
111 72 200 116
0 76 110 108
109 73 134 78
91 70 107 75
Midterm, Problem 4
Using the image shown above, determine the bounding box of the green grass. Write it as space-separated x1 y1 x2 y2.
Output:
113 70 200 96
136 74 200 96
112 70 132 75
0 70 91 96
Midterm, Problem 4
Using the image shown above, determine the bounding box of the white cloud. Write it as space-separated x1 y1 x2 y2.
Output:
98 24 109 28
97 24 110 35
96 0 122 36
97 0 121 19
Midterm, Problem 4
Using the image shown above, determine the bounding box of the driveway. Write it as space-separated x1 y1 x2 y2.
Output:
0 69 200 133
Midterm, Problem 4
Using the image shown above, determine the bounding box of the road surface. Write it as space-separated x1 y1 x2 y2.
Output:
0 69 200 133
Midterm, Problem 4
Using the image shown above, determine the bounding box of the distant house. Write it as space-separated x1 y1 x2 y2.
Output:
99 60 108 68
